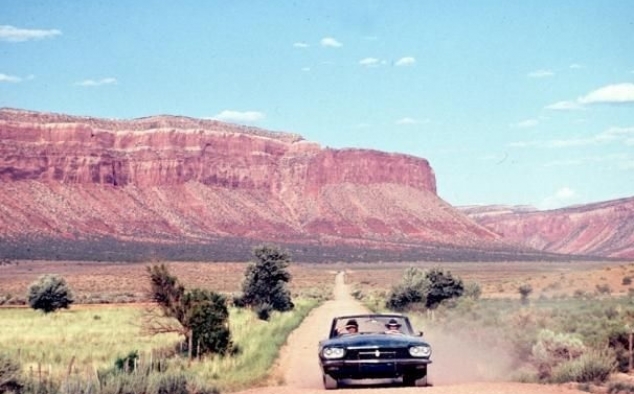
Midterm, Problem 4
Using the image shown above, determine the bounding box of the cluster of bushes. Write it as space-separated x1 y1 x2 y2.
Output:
434 296 631 383
385 267 466 311
378 267 630 385
5 244 299 393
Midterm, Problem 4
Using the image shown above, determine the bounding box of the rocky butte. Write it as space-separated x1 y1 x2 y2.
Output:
0 108 565 262
461 198 634 259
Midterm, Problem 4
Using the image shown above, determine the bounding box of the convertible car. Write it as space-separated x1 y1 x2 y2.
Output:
318 313 432 389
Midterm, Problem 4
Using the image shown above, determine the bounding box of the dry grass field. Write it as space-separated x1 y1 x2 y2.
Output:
1 258 633 305
0 260 340 304
341 260 634 300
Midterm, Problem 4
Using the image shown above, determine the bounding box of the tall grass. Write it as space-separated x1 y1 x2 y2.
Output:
187 298 317 392
0 297 319 393
0 305 179 381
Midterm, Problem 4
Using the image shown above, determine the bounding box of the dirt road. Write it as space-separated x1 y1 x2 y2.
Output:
233 271 585 394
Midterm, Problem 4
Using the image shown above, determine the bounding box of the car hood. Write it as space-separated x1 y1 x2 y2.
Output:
320 333 429 348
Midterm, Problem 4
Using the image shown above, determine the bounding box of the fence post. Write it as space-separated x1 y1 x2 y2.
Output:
627 330 634 372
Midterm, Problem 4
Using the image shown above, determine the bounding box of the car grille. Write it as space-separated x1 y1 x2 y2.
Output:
347 347 408 360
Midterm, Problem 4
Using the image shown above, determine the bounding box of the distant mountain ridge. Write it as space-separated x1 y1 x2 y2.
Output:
460 197 634 259
1 108 541 262
0 108 626 262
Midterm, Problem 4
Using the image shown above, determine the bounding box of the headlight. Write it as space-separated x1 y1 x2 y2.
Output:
322 347 345 359
409 345 431 357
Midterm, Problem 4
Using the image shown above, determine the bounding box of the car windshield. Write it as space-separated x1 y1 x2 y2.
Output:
333 316 411 336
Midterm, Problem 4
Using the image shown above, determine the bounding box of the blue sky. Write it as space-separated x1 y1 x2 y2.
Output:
1 1 633 209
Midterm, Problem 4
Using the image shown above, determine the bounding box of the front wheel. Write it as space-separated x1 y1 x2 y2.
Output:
403 370 428 387
323 373 338 390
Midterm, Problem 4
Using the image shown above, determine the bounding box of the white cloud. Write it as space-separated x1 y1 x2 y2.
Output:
544 153 631 168
548 83 634 111
396 117 417 125
510 126 634 149
293 42 309 48
359 57 380 67
569 63 584 69
395 57 416 66
545 100 583 111
578 83 634 104
213 110 265 124
395 117 429 125
320 37 342 48
541 187 578 209
0 73 21 83
301 67 310 72
0 25 61 42
597 126 634 142
75 78 118 87
511 119 539 128
528 69 554 78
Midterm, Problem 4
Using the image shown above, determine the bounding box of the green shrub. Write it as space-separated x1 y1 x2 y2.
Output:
463 282 482 300
608 381 634 394
115 350 139 373
386 284 424 311
551 349 615 383
386 267 465 311
27 274 74 313
425 268 464 309
622 276 632 286
531 329 586 380
0 353 23 394
518 284 533 304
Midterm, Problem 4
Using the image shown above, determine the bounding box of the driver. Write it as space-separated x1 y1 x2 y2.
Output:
344 319 359 334
384 318 402 334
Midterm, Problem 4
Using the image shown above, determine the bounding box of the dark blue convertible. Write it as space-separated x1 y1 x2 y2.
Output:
318 313 432 389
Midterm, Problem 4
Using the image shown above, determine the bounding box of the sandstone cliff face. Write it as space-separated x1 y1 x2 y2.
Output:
0 108 500 256
462 198 634 259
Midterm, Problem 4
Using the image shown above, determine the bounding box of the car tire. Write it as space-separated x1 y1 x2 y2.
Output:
404 372 428 387
323 373 338 390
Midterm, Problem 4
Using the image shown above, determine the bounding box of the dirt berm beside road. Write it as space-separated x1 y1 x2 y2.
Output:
233 272 585 394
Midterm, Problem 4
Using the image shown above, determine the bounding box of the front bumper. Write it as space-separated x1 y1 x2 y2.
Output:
321 358 431 380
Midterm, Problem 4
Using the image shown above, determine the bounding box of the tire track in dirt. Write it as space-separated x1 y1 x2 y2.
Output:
233 271 585 394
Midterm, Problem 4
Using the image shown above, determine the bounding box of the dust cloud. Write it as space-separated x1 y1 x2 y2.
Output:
423 325 517 385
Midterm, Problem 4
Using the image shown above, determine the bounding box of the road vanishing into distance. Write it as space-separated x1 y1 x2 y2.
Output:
233 272 586 394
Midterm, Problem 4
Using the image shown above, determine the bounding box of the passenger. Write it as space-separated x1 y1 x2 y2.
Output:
344 319 359 334
384 318 402 334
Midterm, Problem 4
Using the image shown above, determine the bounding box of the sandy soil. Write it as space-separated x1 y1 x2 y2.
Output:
232 271 586 394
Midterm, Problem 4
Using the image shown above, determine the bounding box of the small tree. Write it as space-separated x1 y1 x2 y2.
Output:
237 245 294 318
182 289 231 356
424 268 464 309
386 267 465 311
519 283 533 304
146 264 232 357
27 274 74 313
386 267 428 311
